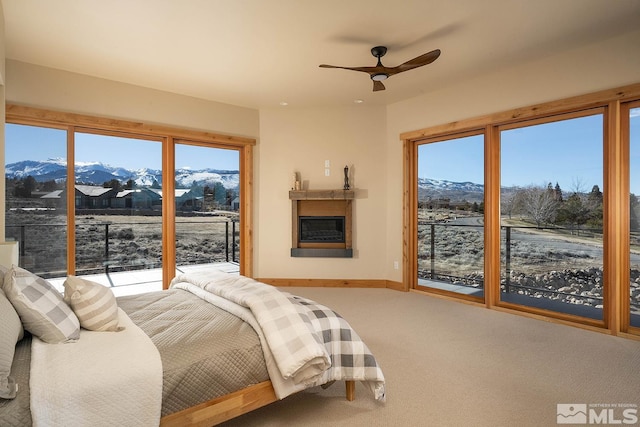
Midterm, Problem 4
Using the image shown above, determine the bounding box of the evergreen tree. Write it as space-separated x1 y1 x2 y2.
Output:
557 193 589 231
103 179 123 192
213 182 226 206
554 182 563 202
586 185 604 228
13 176 38 198
42 180 58 192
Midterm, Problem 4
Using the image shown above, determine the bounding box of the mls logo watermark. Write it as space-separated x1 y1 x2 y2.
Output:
557 403 638 425
558 404 587 424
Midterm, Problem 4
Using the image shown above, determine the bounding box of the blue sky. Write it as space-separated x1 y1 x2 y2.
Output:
419 110 640 194
5 124 239 171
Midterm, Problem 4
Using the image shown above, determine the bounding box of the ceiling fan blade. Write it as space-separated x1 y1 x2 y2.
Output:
319 64 376 73
373 80 386 91
390 49 441 74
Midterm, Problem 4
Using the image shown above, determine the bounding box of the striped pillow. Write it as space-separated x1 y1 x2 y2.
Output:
4 266 80 344
63 276 123 332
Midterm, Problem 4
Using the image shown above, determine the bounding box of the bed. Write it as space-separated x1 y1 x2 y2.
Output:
0 265 385 426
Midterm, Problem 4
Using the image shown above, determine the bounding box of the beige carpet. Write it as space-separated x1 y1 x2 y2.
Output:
222 287 640 426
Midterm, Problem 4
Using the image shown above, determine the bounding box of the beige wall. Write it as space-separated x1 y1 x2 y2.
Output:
384 28 640 283
6 60 259 138
255 106 387 279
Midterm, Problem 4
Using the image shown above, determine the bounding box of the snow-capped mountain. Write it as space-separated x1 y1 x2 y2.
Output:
418 177 484 202
5 159 240 189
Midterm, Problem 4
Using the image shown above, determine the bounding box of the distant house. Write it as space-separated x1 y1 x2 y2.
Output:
40 189 65 208
175 188 203 211
40 185 217 212
41 185 117 209
75 185 117 209
113 188 162 210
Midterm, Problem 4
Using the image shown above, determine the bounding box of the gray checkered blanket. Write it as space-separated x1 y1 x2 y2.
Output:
170 270 385 401
288 293 386 400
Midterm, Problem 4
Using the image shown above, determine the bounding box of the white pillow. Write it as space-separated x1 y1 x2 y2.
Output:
63 275 123 332
3 266 80 344
0 288 22 399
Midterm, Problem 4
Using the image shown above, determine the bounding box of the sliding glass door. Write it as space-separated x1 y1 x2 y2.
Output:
499 111 604 320
73 131 163 280
174 142 241 274
416 132 485 301
5 109 253 285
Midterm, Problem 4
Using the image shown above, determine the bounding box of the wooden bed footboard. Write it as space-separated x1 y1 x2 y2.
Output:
160 380 356 426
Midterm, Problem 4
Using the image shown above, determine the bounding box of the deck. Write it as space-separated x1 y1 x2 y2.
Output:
48 262 239 296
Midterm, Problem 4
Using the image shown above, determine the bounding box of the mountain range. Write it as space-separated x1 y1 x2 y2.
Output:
5 158 240 189
6 159 488 198
418 177 484 202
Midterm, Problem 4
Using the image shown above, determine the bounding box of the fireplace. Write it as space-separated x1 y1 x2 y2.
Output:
289 189 354 258
299 216 345 243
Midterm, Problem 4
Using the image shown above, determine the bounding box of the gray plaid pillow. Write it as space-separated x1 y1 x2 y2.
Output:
4 266 80 344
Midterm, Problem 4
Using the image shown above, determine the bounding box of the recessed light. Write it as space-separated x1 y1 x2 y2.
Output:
279 101 289 106
354 99 364 104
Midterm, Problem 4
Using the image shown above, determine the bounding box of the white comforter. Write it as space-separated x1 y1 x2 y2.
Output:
30 308 162 427
170 270 386 402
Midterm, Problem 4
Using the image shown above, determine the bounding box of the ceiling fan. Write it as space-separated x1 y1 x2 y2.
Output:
319 46 441 92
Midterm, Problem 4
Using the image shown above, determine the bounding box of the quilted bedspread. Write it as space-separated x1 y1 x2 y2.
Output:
29 308 162 427
170 270 386 401
117 288 269 416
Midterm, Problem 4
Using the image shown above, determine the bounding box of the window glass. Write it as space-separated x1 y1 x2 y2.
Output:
417 134 485 299
74 132 163 279
174 143 240 273
500 113 604 320
5 124 68 278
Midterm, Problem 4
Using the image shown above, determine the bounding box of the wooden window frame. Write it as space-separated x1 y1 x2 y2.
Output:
401 82 640 338
621 99 640 335
5 104 256 288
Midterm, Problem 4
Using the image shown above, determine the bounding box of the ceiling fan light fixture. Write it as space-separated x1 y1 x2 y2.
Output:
371 73 388 81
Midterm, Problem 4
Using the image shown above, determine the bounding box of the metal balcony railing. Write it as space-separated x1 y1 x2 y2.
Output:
417 221 640 314
5 219 240 279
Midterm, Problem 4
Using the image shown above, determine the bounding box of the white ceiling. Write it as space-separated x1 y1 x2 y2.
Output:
3 0 640 109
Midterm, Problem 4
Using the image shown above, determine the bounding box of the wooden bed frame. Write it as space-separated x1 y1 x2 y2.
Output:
160 380 356 426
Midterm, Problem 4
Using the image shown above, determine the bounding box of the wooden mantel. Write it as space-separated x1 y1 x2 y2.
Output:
289 190 354 258
289 189 355 201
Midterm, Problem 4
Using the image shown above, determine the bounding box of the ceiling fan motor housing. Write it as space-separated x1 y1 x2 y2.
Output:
371 46 387 58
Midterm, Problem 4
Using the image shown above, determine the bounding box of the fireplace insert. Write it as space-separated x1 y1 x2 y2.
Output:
298 216 345 243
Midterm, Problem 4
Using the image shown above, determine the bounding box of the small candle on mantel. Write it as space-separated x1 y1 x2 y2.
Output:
293 172 301 190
